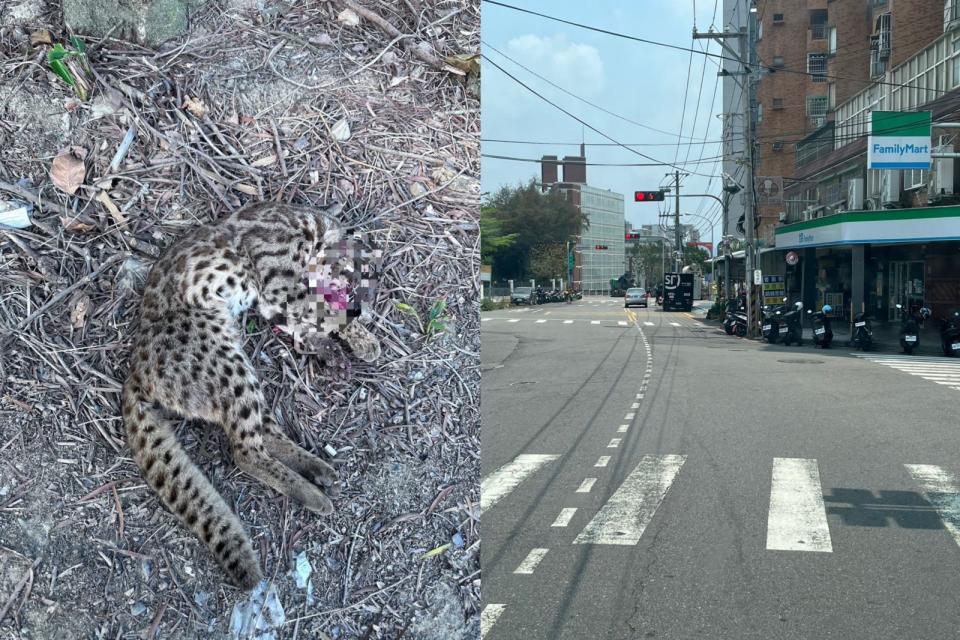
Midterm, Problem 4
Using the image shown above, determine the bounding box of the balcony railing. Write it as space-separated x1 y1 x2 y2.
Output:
810 23 827 40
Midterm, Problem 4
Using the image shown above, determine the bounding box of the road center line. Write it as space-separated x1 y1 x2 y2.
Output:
576 478 597 493
766 458 833 552
574 454 687 545
514 548 549 574
551 508 578 527
618 424 629 433
624 412 635 420
607 438 622 448
481 454 560 514
595 456 611 467
905 464 960 548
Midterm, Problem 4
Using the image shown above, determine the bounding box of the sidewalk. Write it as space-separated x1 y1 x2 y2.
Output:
696 311 950 356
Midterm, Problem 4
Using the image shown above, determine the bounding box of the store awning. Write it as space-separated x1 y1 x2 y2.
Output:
775 205 960 249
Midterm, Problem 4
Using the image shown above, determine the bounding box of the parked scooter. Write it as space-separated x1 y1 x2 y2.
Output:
939 309 960 356
807 304 834 348
780 301 804 346
761 301 787 344
897 303 931 355
723 299 746 336
851 311 873 351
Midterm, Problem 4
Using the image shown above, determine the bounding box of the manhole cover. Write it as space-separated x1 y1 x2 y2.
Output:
776 359 824 364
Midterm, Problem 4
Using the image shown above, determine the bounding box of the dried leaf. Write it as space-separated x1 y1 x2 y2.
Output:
50 147 86 194
59 215 95 233
330 118 351 141
182 96 207 118
30 30 53 47
337 8 360 26
444 53 479 76
70 293 92 328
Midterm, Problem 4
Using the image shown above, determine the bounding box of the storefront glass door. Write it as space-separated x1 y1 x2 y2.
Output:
888 260 925 321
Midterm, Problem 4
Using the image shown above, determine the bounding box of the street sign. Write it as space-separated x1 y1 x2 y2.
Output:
753 269 762 285
785 251 799 265
868 111 931 169
480 264 492 282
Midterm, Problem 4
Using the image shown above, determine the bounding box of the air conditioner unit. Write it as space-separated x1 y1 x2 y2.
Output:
778 211 787 222
881 169 901 207
847 178 865 210
802 206 815 221
932 142 955 200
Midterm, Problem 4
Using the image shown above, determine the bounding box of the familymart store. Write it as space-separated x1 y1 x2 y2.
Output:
774 207 960 326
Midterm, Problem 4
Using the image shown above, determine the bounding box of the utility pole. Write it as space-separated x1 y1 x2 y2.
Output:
674 171 682 272
694 18 754 332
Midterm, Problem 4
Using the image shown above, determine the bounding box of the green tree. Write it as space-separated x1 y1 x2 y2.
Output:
682 244 710 274
483 181 587 281
529 243 567 282
480 206 518 265
630 241 665 286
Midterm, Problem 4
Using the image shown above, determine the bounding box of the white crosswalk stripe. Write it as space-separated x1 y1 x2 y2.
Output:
766 458 833 552
905 464 960 548
481 454 560 514
574 455 686 545
853 354 960 390
481 604 506 640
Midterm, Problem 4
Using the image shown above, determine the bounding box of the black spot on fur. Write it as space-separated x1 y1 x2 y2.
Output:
234 385 244 398
239 405 252 420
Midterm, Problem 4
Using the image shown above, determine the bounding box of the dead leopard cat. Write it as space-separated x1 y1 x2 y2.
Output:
121 202 380 589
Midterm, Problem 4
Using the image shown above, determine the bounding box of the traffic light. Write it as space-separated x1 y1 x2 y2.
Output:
625 233 641 240
634 190 665 202
594 244 609 250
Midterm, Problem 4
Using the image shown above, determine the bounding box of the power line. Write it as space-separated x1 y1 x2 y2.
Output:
481 53 720 177
481 152 729 167
481 40 703 140
481 0 960 95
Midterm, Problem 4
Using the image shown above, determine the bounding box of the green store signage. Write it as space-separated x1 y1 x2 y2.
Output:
868 111 931 170
775 206 960 249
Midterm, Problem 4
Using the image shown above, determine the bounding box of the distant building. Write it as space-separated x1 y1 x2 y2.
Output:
540 146 625 294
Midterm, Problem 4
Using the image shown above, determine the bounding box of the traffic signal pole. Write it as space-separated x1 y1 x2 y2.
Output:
674 171 682 273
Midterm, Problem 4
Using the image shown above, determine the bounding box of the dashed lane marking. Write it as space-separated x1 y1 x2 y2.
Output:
481 605 506 640
595 456 611 468
551 508 578 527
576 478 597 493
514 548 549 574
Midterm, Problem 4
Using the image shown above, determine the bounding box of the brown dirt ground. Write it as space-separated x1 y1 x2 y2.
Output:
0 0 480 638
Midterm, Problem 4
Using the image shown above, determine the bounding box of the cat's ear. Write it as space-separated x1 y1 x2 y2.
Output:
317 202 344 245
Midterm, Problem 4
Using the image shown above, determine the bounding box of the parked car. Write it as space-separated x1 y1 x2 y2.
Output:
511 286 537 305
624 287 648 308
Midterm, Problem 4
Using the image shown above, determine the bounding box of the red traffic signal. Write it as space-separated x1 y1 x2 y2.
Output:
594 244 609 250
625 233 640 240
634 190 665 202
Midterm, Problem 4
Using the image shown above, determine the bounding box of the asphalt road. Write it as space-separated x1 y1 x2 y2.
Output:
481 296 960 640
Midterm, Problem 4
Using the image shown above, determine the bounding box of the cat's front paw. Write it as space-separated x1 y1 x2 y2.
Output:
340 322 380 363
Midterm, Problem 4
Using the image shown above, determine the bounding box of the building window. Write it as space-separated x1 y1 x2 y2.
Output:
772 55 785 68
773 140 785 152
806 95 828 128
904 169 928 191
828 26 837 54
828 83 836 109
757 102 763 123
757 20 763 40
810 9 827 40
772 98 784 109
808 53 828 82
773 13 784 24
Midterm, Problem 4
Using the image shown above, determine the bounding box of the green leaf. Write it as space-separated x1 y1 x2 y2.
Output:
393 301 420 318
428 299 447 321
48 43 68 62
419 543 451 560
49 59 75 86
246 319 256 333
69 36 86 53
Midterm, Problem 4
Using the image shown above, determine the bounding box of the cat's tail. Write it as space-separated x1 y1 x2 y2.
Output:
122 381 263 590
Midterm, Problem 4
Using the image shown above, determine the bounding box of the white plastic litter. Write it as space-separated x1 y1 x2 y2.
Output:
229 580 286 640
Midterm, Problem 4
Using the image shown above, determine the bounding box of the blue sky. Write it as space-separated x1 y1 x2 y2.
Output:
481 0 728 249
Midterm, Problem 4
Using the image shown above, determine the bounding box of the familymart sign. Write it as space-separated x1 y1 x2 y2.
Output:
867 111 931 170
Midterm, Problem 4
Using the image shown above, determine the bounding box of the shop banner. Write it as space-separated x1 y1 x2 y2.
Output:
775 207 960 249
867 111 931 170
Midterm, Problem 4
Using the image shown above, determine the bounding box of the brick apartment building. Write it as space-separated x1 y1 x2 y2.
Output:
758 0 960 334
753 0 944 246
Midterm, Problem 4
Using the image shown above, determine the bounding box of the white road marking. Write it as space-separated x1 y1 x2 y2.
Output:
766 458 833 552
481 454 560 514
481 318 492 322
595 456 611 468
636 393 644 400
514 548 549 574
608 438 622 448
563 320 574 324
508 319 520 323
617 424 629 433
544 311 552 316
551 508 578 527
905 464 960 548
670 322 681 327
591 320 601 325
624 412 635 420
631 402 640 409
574 454 687 545
644 321 655 326
853 355 960 391
535 319 547 323
618 321 628 326
577 478 597 493
481 604 506 640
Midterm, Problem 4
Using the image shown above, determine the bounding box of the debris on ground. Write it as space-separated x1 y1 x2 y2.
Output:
0 0 479 636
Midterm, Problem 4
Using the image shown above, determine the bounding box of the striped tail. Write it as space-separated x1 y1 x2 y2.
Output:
122 382 263 589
